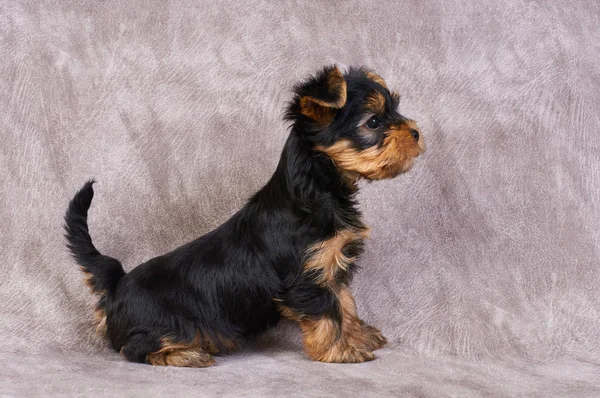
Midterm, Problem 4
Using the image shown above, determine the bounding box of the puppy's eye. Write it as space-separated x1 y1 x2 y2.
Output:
365 116 381 130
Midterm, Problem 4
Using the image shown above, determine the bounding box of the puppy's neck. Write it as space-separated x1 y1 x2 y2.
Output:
263 130 363 231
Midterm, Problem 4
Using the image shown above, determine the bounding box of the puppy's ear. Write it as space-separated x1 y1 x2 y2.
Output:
299 66 347 110
287 66 347 125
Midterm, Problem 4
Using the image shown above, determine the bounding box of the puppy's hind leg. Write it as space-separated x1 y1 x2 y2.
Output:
146 333 215 368
119 332 160 363
120 332 215 367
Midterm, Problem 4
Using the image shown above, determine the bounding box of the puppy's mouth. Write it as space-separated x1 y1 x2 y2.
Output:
316 126 424 181
410 138 425 164
374 127 424 179
372 156 418 180
399 141 425 174
406 121 425 153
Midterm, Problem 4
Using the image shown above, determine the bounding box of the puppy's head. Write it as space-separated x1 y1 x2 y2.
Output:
286 66 424 180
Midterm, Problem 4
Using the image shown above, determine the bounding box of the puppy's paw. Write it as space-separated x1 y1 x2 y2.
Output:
335 345 376 363
361 322 388 351
313 345 375 363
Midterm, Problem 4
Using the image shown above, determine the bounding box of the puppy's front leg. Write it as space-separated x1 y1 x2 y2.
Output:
337 287 388 352
279 284 379 363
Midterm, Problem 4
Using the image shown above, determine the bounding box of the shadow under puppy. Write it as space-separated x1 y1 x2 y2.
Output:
64 66 424 367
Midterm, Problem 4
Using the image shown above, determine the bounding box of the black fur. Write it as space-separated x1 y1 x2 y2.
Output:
64 65 416 364
64 180 126 295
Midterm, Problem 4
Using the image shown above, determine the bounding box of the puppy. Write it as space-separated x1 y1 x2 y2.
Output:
64 66 424 367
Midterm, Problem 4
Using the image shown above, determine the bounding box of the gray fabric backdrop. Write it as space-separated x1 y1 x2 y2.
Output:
1 0 599 396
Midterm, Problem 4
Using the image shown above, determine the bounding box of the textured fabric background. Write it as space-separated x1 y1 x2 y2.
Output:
1 0 599 396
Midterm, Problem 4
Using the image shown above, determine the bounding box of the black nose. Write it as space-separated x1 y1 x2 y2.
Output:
410 129 420 141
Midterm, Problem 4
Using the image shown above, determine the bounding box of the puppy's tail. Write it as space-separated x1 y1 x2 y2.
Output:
64 180 126 300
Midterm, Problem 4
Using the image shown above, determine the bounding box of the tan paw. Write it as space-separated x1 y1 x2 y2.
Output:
361 323 388 351
313 344 376 363
148 349 216 368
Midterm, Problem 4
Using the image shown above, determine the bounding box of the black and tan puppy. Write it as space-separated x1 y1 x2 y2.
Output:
64 66 424 367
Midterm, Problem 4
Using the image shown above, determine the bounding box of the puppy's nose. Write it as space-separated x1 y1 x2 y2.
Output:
410 129 420 141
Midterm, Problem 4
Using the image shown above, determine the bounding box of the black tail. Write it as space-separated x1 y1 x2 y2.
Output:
64 180 125 297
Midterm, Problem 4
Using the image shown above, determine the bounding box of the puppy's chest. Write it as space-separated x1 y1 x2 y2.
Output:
304 226 370 286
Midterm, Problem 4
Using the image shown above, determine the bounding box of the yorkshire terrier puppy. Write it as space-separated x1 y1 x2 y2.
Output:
64 66 424 367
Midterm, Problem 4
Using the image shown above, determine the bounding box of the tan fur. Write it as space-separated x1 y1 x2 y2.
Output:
365 91 386 115
300 96 335 125
299 67 347 123
317 120 424 180
147 333 215 367
201 333 239 355
80 267 109 336
304 228 370 287
365 71 388 89
93 306 108 336
80 267 96 293
279 285 386 363
324 67 348 108
337 287 387 351
201 337 220 355
360 321 388 351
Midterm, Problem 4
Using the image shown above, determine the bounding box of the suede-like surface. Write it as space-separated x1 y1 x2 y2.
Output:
1 0 599 396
